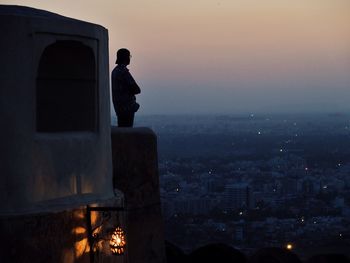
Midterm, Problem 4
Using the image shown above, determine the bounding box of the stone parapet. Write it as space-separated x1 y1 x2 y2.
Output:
111 127 166 263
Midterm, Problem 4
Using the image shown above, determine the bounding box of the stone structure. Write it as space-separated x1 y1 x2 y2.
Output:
0 5 119 263
0 5 113 214
111 127 166 263
0 5 166 263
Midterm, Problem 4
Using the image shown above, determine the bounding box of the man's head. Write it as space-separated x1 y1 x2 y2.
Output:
116 48 131 65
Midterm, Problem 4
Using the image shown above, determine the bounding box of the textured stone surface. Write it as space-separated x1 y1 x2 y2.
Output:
111 127 166 263
0 5 122 263
0 200 125 263
0 5 113 215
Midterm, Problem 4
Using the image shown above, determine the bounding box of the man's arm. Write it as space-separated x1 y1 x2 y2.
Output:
124 70 141 94
131 82 141 94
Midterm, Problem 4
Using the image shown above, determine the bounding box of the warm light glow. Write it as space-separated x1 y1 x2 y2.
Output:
286 243 293 250
73 210 85 220
90 210 99 225
110 227 126 255
71 210 91 258
72 226 86 235
75 238 89 257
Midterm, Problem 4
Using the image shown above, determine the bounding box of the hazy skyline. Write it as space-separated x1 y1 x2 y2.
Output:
2 0 350 114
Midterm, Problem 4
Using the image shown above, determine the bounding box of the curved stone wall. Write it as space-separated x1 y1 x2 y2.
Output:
0 5 113 215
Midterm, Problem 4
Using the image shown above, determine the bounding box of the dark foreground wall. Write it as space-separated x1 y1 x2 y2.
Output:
0 5 113 215
0 198 124 263
111 127 166 263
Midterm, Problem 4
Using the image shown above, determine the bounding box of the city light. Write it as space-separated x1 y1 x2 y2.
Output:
286 243 293 250
156 114 350 254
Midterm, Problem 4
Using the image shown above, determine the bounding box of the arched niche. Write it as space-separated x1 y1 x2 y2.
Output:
36 40 97 132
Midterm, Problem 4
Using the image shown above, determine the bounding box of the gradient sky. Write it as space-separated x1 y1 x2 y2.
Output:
2 0 350 114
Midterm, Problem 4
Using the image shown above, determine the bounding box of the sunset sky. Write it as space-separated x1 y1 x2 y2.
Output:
2 0 350 114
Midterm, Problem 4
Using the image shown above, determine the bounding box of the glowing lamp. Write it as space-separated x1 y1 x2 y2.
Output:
86 206 126 263
110 226 126 255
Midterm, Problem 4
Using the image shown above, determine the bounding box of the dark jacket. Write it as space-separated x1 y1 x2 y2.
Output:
112 64 140 114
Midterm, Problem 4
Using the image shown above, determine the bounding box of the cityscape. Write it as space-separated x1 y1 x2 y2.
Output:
132 113 350 258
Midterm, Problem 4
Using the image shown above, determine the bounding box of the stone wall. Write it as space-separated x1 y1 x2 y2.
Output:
0 5 113 214
0 198 125 263
111 127 166 263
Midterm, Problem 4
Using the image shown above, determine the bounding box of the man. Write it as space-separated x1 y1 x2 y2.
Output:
112 48 141 127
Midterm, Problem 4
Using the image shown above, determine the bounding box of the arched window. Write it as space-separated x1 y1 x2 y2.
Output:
36 41 97 132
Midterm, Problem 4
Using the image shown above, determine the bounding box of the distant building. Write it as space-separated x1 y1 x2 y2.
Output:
234 225 244 241
298 177 320 195
173 196 213 215
224 183 251 211
281 178 298 196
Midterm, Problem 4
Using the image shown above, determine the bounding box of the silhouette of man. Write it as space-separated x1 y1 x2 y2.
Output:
112 48 141 127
